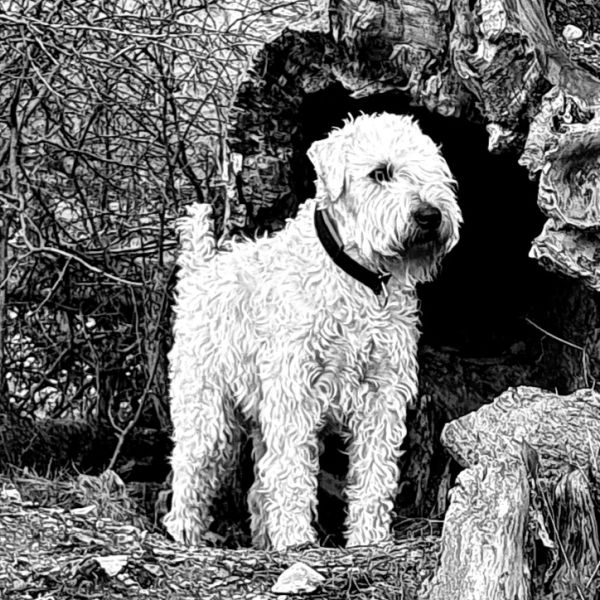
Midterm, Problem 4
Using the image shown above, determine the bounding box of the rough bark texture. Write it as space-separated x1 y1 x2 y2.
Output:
424 455 532 600
0 488 439 599
426 386 600 600
523 91 600 287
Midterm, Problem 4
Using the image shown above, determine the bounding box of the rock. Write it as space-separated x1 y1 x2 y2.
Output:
271 562 325 594
70 505 97 516
562 24 584 42
0 485 22 503
94 554 129 577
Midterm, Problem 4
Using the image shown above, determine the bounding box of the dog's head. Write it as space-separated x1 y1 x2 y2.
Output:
308 112 462 283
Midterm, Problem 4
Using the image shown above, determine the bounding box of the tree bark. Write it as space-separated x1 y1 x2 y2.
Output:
0 491 440 599
426 386 600 600
424 453 532 600
227 0 600 289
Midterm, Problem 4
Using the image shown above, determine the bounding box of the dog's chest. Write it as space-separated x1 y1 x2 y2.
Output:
309 296 418 389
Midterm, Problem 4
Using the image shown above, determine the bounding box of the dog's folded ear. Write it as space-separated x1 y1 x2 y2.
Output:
307 133 346 203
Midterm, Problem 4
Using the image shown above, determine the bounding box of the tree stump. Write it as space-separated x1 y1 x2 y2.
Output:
425 386 600 599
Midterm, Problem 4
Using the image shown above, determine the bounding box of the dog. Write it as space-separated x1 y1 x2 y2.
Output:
164 112 462 550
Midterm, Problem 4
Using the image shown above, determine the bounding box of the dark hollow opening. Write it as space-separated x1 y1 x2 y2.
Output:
297 84 558 358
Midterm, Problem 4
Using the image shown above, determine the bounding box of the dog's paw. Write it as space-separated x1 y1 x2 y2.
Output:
163 513 207 547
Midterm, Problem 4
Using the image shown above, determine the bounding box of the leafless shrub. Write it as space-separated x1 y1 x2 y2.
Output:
0 0 305 467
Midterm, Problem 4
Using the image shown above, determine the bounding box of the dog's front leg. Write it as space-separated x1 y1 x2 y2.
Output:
251 372 324 551
344 375 412 547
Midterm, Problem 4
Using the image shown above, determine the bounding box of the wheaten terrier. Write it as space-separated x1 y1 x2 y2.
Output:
164 113 462 550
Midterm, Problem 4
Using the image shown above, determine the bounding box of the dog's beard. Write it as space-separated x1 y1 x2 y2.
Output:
405 239 443 261
404 228 441 253
378 227 453 282
384 226 447 258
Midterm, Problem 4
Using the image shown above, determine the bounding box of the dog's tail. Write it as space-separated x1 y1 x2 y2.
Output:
176 203 217 269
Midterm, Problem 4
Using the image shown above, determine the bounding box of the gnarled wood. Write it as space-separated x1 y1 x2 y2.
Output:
527 106 600 290
226 0 600 291
427 387 600 599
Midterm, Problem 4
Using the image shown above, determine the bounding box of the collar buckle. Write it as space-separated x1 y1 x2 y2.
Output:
378 275 390 308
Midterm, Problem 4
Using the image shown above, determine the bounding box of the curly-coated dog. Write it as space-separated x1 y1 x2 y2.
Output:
164 113 462 550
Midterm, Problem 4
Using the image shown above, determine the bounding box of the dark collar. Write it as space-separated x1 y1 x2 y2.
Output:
314 208 391 298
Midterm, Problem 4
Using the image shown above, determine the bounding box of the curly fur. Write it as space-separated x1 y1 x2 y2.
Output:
164 113 462 550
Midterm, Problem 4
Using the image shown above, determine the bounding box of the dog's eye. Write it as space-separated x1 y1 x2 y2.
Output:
369 164 393 183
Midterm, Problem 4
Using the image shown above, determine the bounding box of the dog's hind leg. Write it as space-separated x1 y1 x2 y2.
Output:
247 428 269 549
164 378 237 546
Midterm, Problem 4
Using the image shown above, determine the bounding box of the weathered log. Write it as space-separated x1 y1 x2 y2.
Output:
526 108 600 290
426 386 600 599
441 387 600 481
0 486 440 599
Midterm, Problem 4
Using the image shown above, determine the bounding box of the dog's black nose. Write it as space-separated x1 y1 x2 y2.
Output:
413 204 442 231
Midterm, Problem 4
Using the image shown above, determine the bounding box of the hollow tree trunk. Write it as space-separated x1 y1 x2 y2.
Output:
224 0 600 389
210 1 600 598
227 0 600 264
